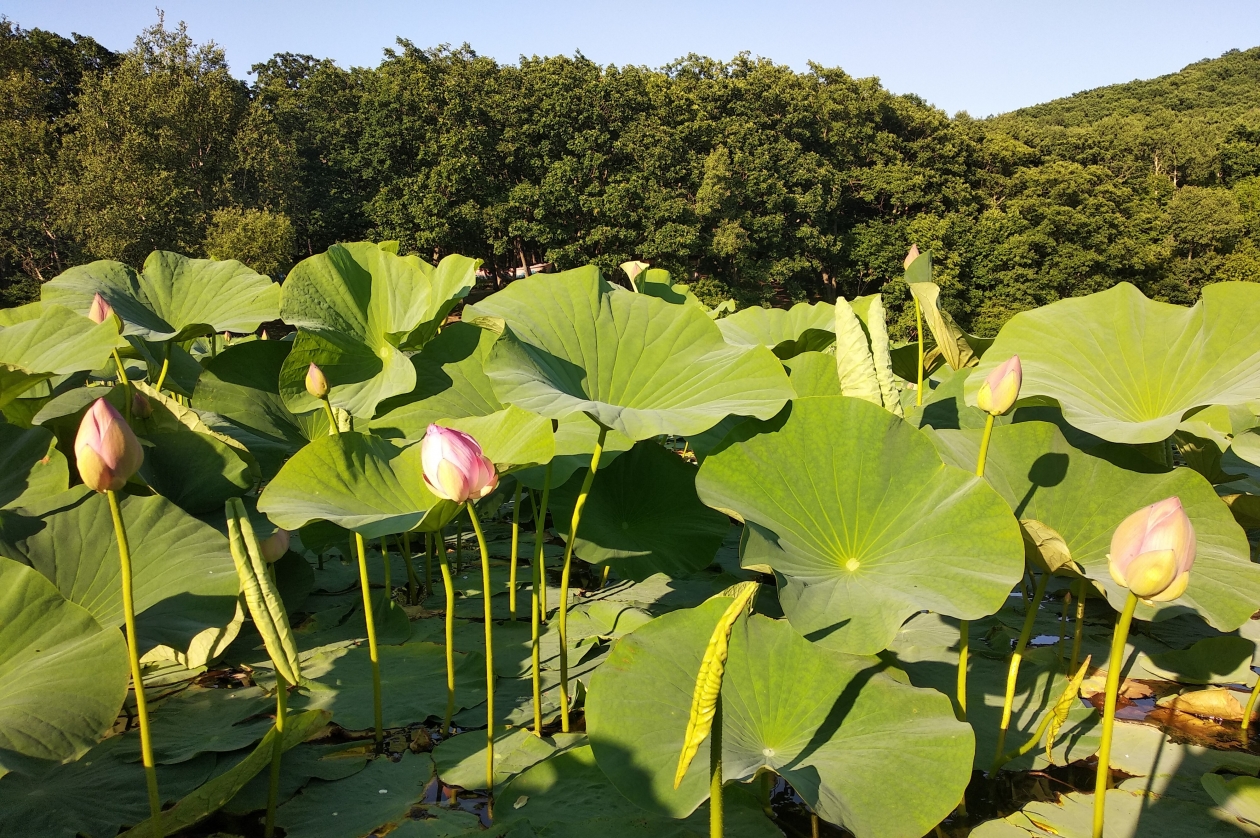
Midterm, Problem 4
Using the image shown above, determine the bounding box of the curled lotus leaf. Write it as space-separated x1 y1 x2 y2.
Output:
716 301 836 359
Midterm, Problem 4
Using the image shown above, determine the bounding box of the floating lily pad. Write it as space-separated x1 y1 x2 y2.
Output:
224 740 370 816
971 788 1248 838
469 267 793 440
696 396 1025 655
586 601 972 837
275 751 435 838
117 687 274 765
967 282 1260 445
433 726 556 790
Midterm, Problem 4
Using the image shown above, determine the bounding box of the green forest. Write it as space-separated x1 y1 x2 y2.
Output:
3 14 1259 337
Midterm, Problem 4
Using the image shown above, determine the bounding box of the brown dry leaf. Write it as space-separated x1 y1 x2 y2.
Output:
1156 686 1255 721
1080 673 1154 700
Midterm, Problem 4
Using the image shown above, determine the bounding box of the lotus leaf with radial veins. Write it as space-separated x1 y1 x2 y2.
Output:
41 251 279 342
696 396 1025 655
0 558 129 777
277 242 479 419
548 440 729 581
0 302 121 407
965 282 1260 444
465 266 793 440
586 599 972 838
716 300 836 359
927 420 1260 630
0 487 240 661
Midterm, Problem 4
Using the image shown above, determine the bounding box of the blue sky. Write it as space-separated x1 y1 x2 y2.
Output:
7 1 1260 116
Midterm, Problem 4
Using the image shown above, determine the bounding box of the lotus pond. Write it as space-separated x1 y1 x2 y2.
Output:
3 243 1260 838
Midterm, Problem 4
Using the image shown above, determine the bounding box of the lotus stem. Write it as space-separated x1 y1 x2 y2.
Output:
320 396 338 435
154 344 170 392
1058 589 1070 663
509 482 521 620
424 532 433 599
380 536 392 598
996 684 1058 770
956 619 969 722
107 489 162 836
992 570 1050 772
466 503 496 792
710 693 723 838
400 533 418 606
1093 591 1139 838
976 413 995 478
559 426 608 733
915 298 925 407
1070 579 1087 675
530 466 553 736
436 527 457 736
112 349 133 421
264 671 288 838
1243 670 1260 736
354 532 383 745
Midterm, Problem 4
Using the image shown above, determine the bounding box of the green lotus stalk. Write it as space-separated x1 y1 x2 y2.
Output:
995 655 1091 771
530 465 554 736
915 298 925 408
380 536 392 598
436 528 457 736
710 696 723 838
509 482 522 620
399 533 419 606
992 571 1049 772
955 620 969 722
1093 592 1138 838
265 671 288 838
559 426 608 733
1245 672 1260 737
423 532 433 599
354 532 384 745
1070 580 1087 675
466 503 497 792
154 343 171 393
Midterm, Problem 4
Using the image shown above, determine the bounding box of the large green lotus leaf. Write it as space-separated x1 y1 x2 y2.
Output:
966 282 1260 445
42 251 278 342
0 302 121 406
586 602 972 838
115 686 273 765
0 423 68 509
258 432 459 538
193 340 329 478
0 488 240 659
496 745 782 838
223 740 369 817
928 421 1260 630
971 788 1247 838
514 411 634 491
274 751 434 838
0 558 129 775
278 244 479 419
783 351 843 398
0 735 217 838
696 396 1025 655
126 336 203 398
548 441 729 581
432 725 556 791
716 301 835 359
468 267 793 440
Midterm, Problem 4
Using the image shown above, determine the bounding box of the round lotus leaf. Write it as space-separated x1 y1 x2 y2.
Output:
548 441 729 581
0 487 240 661
586 600 972 838
696 396 1025 655
0 302 121 407
277 244 479 419
966 282 1260 445
0 423 68 510
42 251 279 342
928 421 1260 630
274 750 435 838
717 301 836 359
0 558 129 775
468 267 793 440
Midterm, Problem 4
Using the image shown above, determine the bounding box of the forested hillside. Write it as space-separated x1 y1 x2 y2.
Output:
2 15 1258 337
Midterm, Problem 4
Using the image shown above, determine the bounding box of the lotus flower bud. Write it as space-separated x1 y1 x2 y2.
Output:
132 391 153 419
260 529 290 563
305 363 329 399
421 423 499 503
87 293 116 326
977 355 1022 416
75 398 143 493
1108 497 1196 602
904 244 920 269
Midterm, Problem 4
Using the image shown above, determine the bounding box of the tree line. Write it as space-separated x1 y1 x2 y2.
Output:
3 15 1259 337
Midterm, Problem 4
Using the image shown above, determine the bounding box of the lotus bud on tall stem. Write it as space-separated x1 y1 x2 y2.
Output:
421 423 499 755
1094 496 1195 838
904 245 924 407
559 426 608 732
354 532 383 745
509 482 522 620
992 570 1050 771
89 294 134 419
77 400 160 832
530 467 554 736
306 363 337 435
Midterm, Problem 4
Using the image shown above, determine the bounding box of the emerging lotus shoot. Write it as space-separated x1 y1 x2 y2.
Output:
75 398 143 492
1107 496 1196 602
977 355 1022 416
421 423 499 503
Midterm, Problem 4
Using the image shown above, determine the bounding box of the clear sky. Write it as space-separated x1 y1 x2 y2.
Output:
7 0 1260 116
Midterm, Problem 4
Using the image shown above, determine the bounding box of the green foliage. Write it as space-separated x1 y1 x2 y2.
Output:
202 206 296 278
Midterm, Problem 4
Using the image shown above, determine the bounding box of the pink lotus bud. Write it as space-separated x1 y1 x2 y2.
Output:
904 244 920 269
977 355 1022 416
1108 497 1196 602
421 423 499 503
75 398 143 493
260 529 290 563
88 293 116 326
305 363 329 399
132 391 153 419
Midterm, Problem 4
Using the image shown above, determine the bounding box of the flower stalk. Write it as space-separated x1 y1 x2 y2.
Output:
354 532 383 745
466 502 497 792
992 571 1049 772
509 482 522 620
530 466 553 736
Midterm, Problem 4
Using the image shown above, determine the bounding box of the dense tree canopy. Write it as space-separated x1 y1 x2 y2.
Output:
2 15 1258 336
